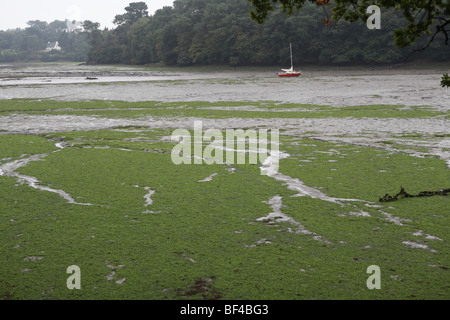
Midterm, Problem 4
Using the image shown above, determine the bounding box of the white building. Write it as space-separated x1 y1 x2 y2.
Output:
46 41 62 52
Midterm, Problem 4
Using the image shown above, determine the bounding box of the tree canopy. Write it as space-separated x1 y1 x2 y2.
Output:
113 2 149 26
249 0 450 49
80 0 449 66
1 0 448 68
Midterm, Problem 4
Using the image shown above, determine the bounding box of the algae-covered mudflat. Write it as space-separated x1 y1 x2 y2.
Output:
0 63 449 300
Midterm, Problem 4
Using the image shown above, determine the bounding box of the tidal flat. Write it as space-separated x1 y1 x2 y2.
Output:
0 62 449 300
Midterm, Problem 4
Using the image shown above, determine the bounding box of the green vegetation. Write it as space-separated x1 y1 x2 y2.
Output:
2 1 448 67
0 20 89 62
249 0 450 49
0 99 449 299
442 74 450 88
81 0 449 66
0 135 58 159
1 0 448 302
0 99 448 120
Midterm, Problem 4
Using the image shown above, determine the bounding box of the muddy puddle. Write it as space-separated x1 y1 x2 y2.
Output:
256 195 322 239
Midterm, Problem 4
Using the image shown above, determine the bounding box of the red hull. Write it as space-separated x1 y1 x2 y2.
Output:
277 73 302 77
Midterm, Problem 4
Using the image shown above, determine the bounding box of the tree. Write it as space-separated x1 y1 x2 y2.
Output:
82 21 102 63
82 21 101 39
26 20 49 34
113 2 149 27
0 19 88 62
111 2 150 63
127 17 152 64
248 0 450 49
82 0 449 67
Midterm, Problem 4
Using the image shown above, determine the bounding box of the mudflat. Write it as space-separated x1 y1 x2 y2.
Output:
0 62 449 300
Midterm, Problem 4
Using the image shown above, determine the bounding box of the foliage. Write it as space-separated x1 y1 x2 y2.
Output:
248 0 450 86
249 0 450 49
442 73 450 88
113 2 149 26
1 1 449 66
83 0 449 66
0 20 89 62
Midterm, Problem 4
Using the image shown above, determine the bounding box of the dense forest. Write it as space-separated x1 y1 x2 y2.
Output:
1 0 449 66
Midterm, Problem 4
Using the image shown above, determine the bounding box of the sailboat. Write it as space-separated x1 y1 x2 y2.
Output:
277 43 302 77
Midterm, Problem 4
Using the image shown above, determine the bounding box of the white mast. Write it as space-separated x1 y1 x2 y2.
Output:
282 43 294 73
290 43 293 70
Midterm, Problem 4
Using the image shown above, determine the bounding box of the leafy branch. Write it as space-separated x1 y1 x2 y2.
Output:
441 74 450 88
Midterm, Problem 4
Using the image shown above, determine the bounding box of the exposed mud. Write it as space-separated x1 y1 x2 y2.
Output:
133 185 156 206
197 173 218 182
256 195 326 241
258 144 443 250
0 63 448 253
402 241 437 253
0 62 181 80
106 262 126 284
1 63 449 109
2 114 449 137
1 64 449 171
268 172 369 205
311 135 450 170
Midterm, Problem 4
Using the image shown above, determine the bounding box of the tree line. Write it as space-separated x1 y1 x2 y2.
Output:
82 0 449 67
0 20 89 62
1 0 448 66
